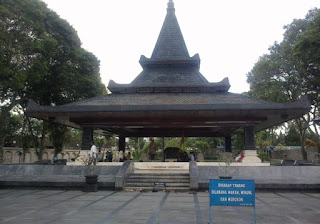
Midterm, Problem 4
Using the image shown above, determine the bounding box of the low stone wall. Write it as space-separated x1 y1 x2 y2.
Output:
2 163 320 191
3 147 79 164
197 165 320 190
0 164 122 190
272 148 318 161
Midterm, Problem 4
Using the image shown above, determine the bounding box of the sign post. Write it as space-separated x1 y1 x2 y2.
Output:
209 179 256 224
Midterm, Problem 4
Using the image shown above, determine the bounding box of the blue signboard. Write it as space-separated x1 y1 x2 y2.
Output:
210 179 255 206
209 179 256 224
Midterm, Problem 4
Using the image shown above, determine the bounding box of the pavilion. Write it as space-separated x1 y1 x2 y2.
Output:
26 0 310 153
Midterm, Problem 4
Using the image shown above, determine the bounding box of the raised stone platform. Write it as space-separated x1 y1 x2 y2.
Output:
197 162 270 166
0 164 121 190
67 161 123 166
0 163 319 191
134 162 189 173
196 165 320 191
241 150 263 163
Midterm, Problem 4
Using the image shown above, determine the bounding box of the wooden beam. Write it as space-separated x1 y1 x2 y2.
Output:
99 127 240 137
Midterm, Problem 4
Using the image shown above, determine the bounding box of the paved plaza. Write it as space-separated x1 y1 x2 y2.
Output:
0 189 319 224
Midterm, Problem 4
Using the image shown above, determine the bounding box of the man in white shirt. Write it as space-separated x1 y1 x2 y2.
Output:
89 142 97 164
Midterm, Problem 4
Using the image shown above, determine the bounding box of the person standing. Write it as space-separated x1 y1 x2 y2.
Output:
89 142 97 164
149 139 157 161
119 150 124 162
106 151 113 162
267 146 272 158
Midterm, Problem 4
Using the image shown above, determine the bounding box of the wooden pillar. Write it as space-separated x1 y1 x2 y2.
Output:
244 126 255 150
119 136 126 151
162 137 165 162
81 127 93 150
242 126 263 163
225 136 232 152
162 137 165 150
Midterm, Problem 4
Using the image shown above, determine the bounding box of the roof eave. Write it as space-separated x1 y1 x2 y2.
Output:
139 54 200 69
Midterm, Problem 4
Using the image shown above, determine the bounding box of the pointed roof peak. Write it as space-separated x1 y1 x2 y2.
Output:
108 1 231 93
167 0 175 12
140 0 200 67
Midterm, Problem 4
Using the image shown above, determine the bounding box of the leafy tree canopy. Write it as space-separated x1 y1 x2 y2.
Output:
0 0 106 107
247 8 319 106
0 0 106 162
294 9 320 106
246 8 320 159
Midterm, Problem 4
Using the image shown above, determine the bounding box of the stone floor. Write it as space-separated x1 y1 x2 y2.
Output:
0 189 319 224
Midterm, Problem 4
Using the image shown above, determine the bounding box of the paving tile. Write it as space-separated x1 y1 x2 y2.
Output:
0 218 52 224
0 190 319 224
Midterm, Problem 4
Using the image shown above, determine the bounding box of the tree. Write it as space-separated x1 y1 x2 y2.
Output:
3 114 22 147
284 124 301 146
294 9 320 151
246 8 320 159
64 128 82 148
232 134 245 151
0 0 106 163
49 123 68 156
21 116 44 162
165 138 181 149
94 135 106 150
127 137 139 150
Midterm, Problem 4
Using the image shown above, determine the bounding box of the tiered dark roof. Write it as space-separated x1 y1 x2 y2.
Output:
28 93 309 111
108 0 230 94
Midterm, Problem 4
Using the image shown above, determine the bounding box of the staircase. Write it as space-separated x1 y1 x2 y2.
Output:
124 162 190 191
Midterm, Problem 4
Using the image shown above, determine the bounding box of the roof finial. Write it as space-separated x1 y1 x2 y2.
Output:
167 0 175 12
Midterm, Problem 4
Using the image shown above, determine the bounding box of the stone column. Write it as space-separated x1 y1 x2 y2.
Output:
242 126 263 164
244 126 255 150
225 136 232 152
162 137 165 162
81 127 93 150
119 136 126 151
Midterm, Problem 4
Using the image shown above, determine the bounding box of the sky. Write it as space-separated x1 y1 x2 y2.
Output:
42 0 319 93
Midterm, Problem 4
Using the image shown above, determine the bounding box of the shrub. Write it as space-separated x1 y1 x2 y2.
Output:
257 150 270 161
305 139 317 149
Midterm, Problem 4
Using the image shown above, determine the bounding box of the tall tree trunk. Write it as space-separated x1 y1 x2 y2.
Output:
21 116 28 163
0 98 17 164
296 115 310 161
300 130 308 160
304 107 320 153
37 122 47 160
0 129 5 164
26 116 40 157
42 121 50 160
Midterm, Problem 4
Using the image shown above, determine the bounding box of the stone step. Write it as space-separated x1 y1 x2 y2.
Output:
126 178 189 183
124 186 190 191
133 162 189 174
128 175 189 179
134 171 189 174
124 169 190 191
130 173 189 177
125 182 190 188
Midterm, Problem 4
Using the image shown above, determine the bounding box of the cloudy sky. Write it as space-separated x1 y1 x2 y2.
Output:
42 0 319 93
